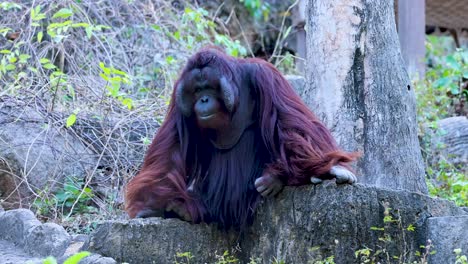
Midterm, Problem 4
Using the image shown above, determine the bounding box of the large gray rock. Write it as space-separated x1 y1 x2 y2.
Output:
24 223 71 258
0 208 116 263
285 75 306 96
79 254 117 264
0 240 42 264
0 100 96 209
429 116 468 169
83 217 237 264
0 209 70 258
427 216 468 264
0 98 158 210
0 209 41 245
83 184 467 264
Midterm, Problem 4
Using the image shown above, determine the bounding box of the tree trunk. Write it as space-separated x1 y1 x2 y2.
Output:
303 0 428 193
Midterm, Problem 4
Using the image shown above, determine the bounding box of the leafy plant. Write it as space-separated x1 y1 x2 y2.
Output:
427 159 468 206
240 0 271 21
356 204 424 264
215 250 239 264
313 256 335 264
173 250 238 264
415 36 467 207
99 62 134 110
0 1 21 10
56 177 95 214
454 248 468 264
148 6 247 102
423 36 468 117
33 176 96 219
174 251 194 264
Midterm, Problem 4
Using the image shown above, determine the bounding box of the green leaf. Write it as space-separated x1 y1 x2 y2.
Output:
99 73 109 81
30 5 36 18
141 137 151 145
0 49 11 54
71 22 90 28
165 56 174 64
433 76 452 88
9 57 17 63
43 63 56 69
383 215 394 223
122 98 133 110
52 8 73 19
230 48 238 57
449 84 460 95
446 55 461 71
111 68 127 76
31 6 46 21
85 26 92 39
99 62 111 75
18 54 30 63
67 86 75 99
99 62 106 71
42 256 58 264
5 64 16 70
37 31 43 42
110 76 122 82
463 69 468 79
66 114 77 128
39 58 50 64
282 26 292 40
184 7 194 14
173 30 180 40
0 2 22 10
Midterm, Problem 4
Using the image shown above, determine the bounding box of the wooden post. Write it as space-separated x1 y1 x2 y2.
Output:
397 0 426 79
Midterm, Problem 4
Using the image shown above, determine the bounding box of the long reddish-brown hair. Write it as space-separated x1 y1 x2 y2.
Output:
125 47 358 226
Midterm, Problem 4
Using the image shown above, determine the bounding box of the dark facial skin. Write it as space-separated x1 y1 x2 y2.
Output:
176 67 231 128
176 65 259 149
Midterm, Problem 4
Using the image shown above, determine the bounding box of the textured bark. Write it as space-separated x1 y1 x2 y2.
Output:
303 0 427 193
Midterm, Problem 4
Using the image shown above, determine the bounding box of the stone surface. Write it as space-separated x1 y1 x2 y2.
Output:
0 209 41 246
427 216 468 264
430 116 468 169
82 217 237 264
83 184 467 264
285 75 306 96
0 208 115 263
0 99 157 210
81 254 119 264
0 101 97 209
24 222 71 258
0 240 42 264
